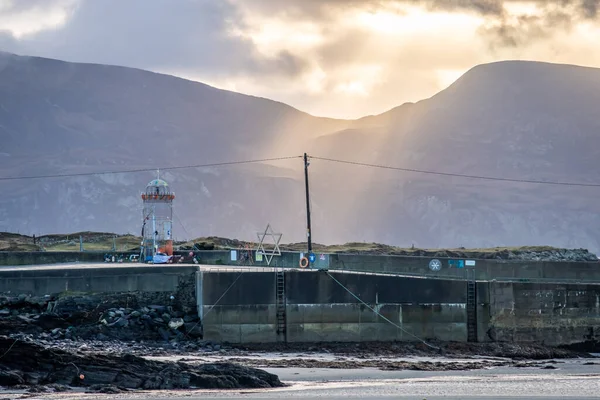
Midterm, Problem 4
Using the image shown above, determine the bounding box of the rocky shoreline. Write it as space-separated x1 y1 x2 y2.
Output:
0 336 283 393
0 292 286 394
1 291 598 396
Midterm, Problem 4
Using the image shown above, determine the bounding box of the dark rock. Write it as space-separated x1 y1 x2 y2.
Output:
0 369 24 386
158 327 171 341
184 314 198 323
47 383 70 392
168 318 184 330
108 317 128 328
0 336 283 390
26 385 50 393
86 384 126 393
184 322 203 338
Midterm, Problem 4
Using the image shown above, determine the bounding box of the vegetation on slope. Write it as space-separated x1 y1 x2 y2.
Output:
1 232 597 261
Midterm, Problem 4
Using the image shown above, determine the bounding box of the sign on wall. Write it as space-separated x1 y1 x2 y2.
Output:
448 259 465 268
429 259 442 271
299 252 330 269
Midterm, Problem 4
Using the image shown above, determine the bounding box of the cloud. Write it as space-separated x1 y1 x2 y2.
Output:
0 0 79 38
480 9 574 48
580 0 598 18
0 0 309 79
420 0 504 16
1 0 600 118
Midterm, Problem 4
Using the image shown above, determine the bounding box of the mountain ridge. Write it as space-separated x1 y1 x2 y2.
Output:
1 51 600 252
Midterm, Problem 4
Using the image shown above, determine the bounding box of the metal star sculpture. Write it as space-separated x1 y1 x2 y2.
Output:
256 224 282 266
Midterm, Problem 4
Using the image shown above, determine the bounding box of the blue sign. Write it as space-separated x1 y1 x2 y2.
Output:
448 259 465 268
309 253 316 263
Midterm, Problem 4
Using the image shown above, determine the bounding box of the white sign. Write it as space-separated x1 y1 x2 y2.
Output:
230 250 237 261
465 260 476 266
429 259 442 271
256 252 263 262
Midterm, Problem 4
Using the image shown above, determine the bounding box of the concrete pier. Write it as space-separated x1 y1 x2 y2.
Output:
0 263 598 346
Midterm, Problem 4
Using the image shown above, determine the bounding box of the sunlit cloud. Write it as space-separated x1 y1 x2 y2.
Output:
0 0 79 38
1 0 600 118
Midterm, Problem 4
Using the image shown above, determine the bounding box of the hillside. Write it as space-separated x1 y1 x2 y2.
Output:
1 232 596 262
1 53 600 252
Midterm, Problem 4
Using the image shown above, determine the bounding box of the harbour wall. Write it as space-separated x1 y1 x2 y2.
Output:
200 270 600 346
201 270 470 343
3 250 600 283
0 265 598 346
0 265 198 312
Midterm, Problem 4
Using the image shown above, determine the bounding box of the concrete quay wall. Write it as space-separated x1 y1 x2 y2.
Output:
0 251 114 266
0 265 199 314
3 250 600 284
201 271 468 343
0 265 196 295
484 282 600 345
189 250 600 283
190 250 600 282
326 254 600 283
0 264 598 346
201 270 600 346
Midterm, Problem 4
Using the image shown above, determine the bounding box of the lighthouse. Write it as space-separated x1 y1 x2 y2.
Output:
141 172 175 262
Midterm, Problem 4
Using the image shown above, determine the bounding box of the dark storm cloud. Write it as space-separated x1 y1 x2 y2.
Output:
580 0 598 17
480 8 574 48
415 0 599 20
236 0 600 50
459 0 600 49
419 0 504 15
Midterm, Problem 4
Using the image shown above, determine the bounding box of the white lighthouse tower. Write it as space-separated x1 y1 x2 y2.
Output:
141 172 175 262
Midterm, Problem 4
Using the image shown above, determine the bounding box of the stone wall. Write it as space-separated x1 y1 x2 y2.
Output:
0 265 197 297
3 250 600 284
0 266 201 341
201 270 468 343
285 271 467 343
200 272 277 343
200 270 600 346
0 251 111 266
2 263 600 346
484 282 600 345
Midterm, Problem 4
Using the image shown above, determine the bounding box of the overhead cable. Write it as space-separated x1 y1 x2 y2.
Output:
325 271 441 351
0 156 302 182
310 156 600 187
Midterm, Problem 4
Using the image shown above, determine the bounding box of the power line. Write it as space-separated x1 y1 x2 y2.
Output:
310 156 600 188
0 156 302 182
3 152 598 188
325 271 440 351
173 209 192 241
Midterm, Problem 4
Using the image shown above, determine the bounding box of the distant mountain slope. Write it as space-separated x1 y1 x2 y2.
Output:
310 60 600 251
1 53 600 252
0 51 347 163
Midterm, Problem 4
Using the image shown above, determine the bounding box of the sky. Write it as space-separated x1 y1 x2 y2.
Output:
1 0 600 119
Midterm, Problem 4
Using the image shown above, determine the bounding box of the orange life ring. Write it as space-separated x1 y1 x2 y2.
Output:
299 257 309 269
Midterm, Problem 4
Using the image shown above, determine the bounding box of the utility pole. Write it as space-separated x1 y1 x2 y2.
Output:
303 153 312 259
